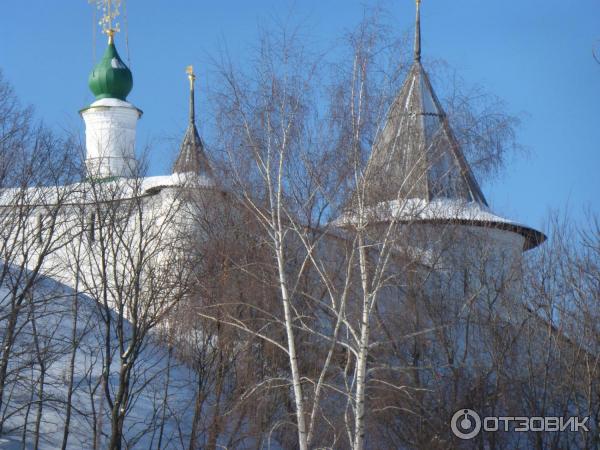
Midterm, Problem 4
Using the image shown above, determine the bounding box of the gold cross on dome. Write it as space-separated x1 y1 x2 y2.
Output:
89 0 122 40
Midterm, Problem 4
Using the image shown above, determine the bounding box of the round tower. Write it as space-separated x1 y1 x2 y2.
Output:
335 0 545 297
80 33 142 179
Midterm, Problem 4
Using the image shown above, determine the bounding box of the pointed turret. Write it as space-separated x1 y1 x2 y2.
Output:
365 63 487 205
365 0 486 206
173 66 214 183
359 0 545 250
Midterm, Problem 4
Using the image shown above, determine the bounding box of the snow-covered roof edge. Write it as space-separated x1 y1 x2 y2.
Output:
333 198 546 251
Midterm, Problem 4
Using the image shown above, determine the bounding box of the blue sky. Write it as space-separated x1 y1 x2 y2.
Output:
1 0 598 232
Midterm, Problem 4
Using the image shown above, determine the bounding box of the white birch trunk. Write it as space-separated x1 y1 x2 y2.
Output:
275 237 308 450
352 235 371 450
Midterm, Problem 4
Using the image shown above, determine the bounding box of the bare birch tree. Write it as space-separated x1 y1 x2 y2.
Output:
62 157 191 449
0 70 81 441
206 9 530 448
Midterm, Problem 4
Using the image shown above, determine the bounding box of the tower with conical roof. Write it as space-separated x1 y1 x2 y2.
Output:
80 8 142 180
361 0 544 251
172 66 214 186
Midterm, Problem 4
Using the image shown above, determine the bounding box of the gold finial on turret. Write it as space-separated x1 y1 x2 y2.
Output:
186 65 196 90
90 0 122 43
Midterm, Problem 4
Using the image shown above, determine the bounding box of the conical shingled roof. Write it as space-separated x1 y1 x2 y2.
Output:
173 121 213 179
365 61 487 206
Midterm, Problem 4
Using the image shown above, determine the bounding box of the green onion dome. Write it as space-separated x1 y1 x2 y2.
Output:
88 38 133 101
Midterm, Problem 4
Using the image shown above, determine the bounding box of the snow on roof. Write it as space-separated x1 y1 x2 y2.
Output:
143 173 216 191
88 98 132 108
79 98 143 117
0 173 216 207
334 198 546 250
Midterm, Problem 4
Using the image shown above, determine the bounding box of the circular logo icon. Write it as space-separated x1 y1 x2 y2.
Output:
451 409 481 440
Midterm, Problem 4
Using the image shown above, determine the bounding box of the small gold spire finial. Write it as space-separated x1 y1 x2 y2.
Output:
186 66 196 124
414 0 422 62
90 0 122 43
186 65 196 90
107 28 115 45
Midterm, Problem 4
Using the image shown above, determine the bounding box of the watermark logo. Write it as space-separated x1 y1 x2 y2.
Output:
451 409 481 440
451 409 589 440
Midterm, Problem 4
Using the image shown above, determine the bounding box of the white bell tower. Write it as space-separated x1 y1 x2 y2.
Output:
81 2 141 179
